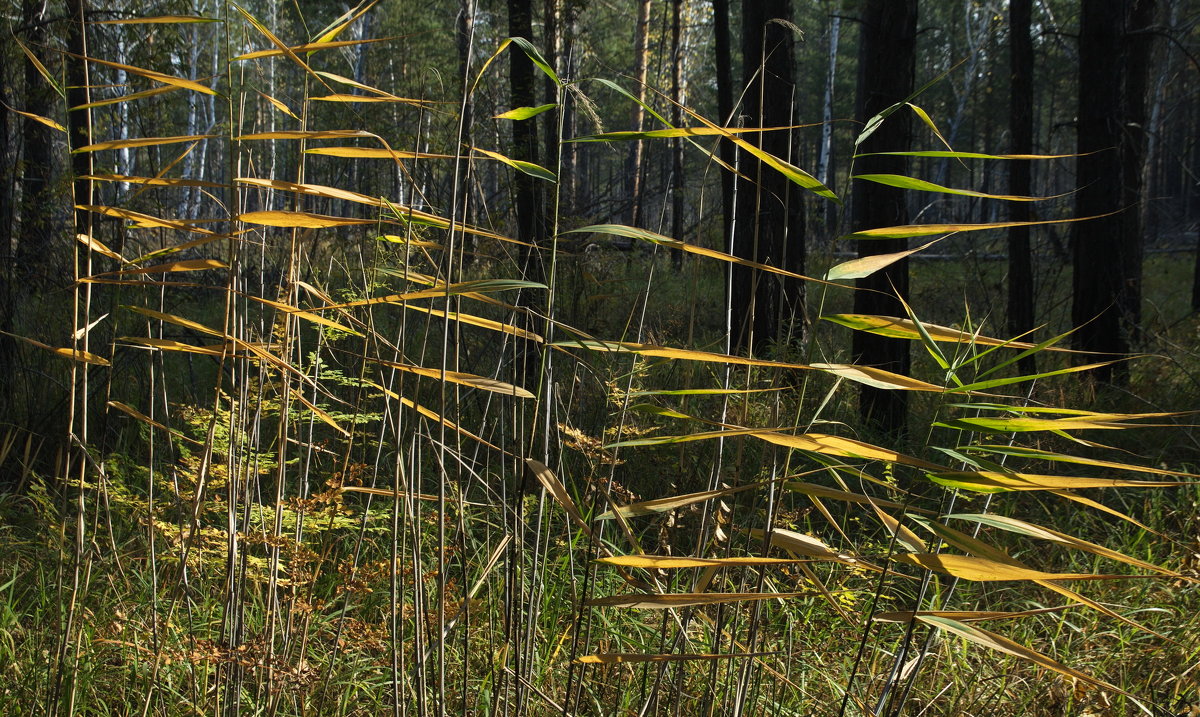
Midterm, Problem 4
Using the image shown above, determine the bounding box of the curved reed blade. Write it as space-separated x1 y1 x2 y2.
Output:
915 615 1132 698
586 592 808 609
596 555 802 569
576 652 772 664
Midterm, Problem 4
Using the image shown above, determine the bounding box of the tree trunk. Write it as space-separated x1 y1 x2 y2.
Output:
67 0 93 228
0 25 13 346
1007 0 1035 362
732 0 803 355
1072 0 1138 382
713 0 735 281
542 0 559 205
818 10 841 234
508 0 546 384
625 0 652 226
670 0 684 268
851 0 917 435
16 0 55 283
458 0 476 266
1120 0 1156 343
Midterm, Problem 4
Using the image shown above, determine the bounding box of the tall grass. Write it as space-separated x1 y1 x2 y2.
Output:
1 5 1198 717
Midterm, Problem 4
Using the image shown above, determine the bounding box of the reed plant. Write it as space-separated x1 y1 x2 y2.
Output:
1 4 1198 716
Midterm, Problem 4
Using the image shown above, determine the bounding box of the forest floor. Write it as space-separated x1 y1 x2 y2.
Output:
1 248 1199 716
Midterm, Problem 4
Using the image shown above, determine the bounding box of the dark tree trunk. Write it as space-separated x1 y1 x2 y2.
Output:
17 0 55 283
67 0 92 225
818 12 841 233
713 0 735 261
732 0 804 355
457 0 476 266
508 0 546 380
1193 98 1200 311
1120 0 1156 341
560 0 580 215
0 25 14 346
542 0 559 201
1072 0 1143 383
625 0 652 226
851 0 917 435
1008 0 1036 366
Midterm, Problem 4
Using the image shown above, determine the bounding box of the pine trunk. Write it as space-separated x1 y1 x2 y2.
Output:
1007 0 1035 362
851 0 917 434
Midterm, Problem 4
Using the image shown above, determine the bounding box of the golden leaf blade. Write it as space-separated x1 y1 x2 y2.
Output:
107 400 203 446
598 480 769 521
892 553 1131 582
751 527 882 572
809 363 944 391
304 146 453 160
3 102 66 132
586 592 806 609
236 130 375 141
236 211 376 228
929 470 1188 493
83 173 224 189
74 233 128 263
915 615 1131 698
403 304 542 342
74 135 214 153
288 389 349 437
105 258 227 276
72 85 180 110
946 513 1178 576
597 555 801 569
1 330 110 366
364 380 500 452
236 177 380 206
76 54 216 95
233 37 391 61
576 652 769 664
783 481 936 515
246 296 362 336
94 15 218 24
824 239 943 281
873 607 1074 623
125 306 222 336
526 459 589 530
372 359 534 399
256 91 300 119
76 205 215 234
311 93 432 106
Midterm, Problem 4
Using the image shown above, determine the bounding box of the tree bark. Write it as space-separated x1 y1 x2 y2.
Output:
1120 0 1156 343
817 10 841 233
732 0 803 355
1007 0 1035 365
670 0 684 269
851 0 917 435
508 0 546 387
16 0 55 283
0 24 13 345
458 0 476 266
625 0 652 226
67 0 92 226
560 0 580 215
1072 0 1143 383
542 0 559 205
713 0 735 272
